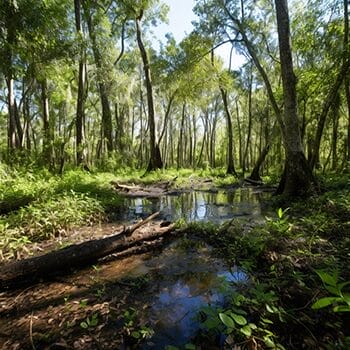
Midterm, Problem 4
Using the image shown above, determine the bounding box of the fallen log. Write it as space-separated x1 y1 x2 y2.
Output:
110 177 178 198
0 212 175 289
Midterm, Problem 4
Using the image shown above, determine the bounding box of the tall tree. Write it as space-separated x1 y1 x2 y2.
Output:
83 0 113 154
74 0 87 165
135 9 163 171
274 0 315 196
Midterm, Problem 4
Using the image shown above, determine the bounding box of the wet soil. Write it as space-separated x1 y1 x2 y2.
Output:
0 188 270 349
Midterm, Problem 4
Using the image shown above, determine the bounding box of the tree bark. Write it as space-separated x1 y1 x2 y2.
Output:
274 0 315 196
220 88 237 176
243 66 253 172
41 79 53 168
83 2 113 153
4 2 18 153
74 0 86 166
135 12 163 171
331 93 341 170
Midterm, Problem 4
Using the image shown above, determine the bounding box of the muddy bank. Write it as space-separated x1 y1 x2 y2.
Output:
0 188 270 349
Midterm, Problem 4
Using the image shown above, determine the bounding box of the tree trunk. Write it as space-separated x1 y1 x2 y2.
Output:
83 3 113 153
310 0 350 170
235 99 243 170
41 79 53 168
309 57 350 170
74 0 86 166
220 88 237 176
177 103 186 169
135 13 163 171
243 66 253 172
331 93 341 170
274 0 315 196
248 144 270 182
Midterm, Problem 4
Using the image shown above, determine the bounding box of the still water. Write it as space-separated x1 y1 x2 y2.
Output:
117 187 270 223
115 188 271 348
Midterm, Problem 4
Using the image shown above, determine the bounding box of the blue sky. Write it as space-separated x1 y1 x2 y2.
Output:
152 0 245 69
153 0 196 44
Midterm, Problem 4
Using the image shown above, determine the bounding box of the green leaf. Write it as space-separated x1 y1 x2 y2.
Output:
219 313 235 328
203 317 220 330
316 270 338 287
230 313 247 326
266 304 278 313
261 318 274 324
80 321 88 329
185 344 196 350
333 305 350 312
240 325 252 336
263 335 276 348
131 331 140 339
277 208 283 219
324 284 341 296
311 297 339 309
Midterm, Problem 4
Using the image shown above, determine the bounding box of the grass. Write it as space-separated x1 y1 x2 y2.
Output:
0 165 238 261
0 166 125 260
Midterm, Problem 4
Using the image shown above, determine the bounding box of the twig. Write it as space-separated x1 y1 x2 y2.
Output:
124 211 160 235
29 312 36 350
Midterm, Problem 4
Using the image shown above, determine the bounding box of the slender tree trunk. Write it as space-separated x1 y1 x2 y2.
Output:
41 79 53 168
331 93 341 170
4 1 19 155
192 114 197 168
83 3 113 153
6 77 17 153
220 88 237 176
135 12 162 171
177 103 186 169
310 0 350 170
274 0 315 196
243 67 253 171
74 0 86 166
235 99 243 170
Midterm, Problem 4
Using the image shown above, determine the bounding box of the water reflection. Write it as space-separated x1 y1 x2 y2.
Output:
117 188 270 224
139 243 243 349
115 187 271 348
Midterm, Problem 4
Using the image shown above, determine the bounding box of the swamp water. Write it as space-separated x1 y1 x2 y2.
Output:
111 188 271 349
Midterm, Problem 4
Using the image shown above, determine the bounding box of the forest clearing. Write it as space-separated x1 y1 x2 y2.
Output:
1 0 350 349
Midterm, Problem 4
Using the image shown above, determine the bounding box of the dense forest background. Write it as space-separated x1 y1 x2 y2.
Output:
0 0 349 191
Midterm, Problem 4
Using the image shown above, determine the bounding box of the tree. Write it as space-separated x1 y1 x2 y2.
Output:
74 0 87 165
135 10 163 171
83 0 113 155
273 0 315 196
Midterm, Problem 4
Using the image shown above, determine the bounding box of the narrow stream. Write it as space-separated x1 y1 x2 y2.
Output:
112 188 271 349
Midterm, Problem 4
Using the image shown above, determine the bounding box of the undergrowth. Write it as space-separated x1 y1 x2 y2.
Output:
191 173 350 349
0 166 124 261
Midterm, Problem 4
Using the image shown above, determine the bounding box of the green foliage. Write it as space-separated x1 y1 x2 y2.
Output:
122 307 154 342
196 177 349 348
198 284 285 349
0 168 123 260
80 313 99 329
312 271 350 313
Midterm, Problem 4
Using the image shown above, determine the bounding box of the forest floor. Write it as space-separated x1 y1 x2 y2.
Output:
0 167 349 349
